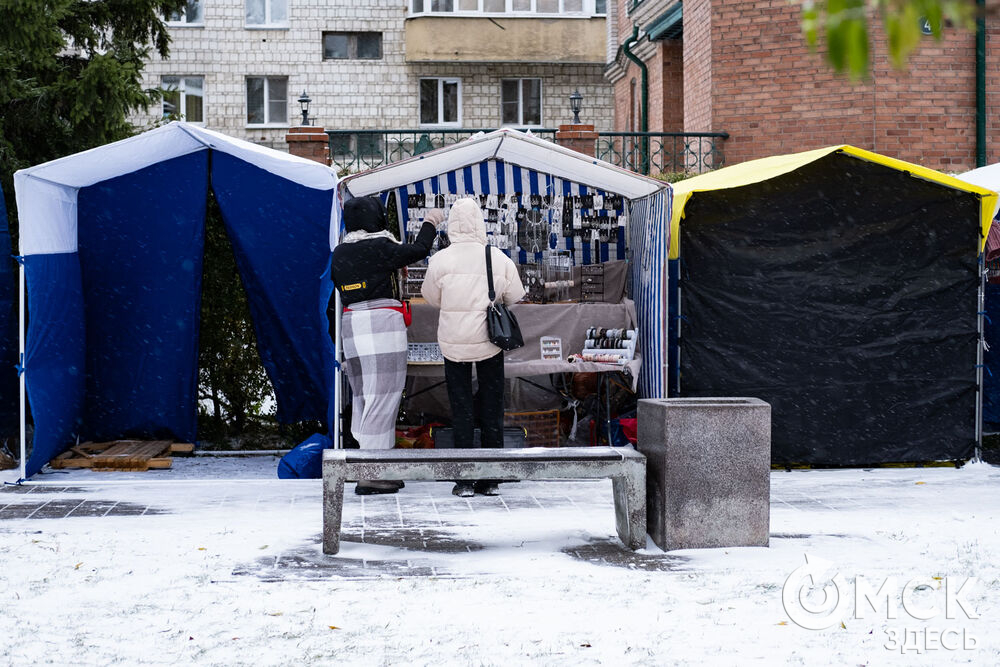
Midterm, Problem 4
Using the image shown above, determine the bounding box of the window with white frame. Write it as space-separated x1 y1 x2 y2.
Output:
166 0 203 25
501 78 542 126
162 76 204 122
246 76 288 125
419 78 461 126
246 0 287 27
411 0 599 14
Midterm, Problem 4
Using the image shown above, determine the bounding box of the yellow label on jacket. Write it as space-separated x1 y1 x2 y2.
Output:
340 282 366 291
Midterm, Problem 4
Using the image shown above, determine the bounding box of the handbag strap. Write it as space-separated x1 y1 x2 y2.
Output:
485 245 496 303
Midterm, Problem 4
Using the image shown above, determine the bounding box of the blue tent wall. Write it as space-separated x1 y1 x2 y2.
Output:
211 152 333 423
23 253 86 476
0 185 17 438
75 152 209 444
984 282 1000 429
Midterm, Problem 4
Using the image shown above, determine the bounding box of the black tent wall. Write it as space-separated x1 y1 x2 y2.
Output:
678 152 980 465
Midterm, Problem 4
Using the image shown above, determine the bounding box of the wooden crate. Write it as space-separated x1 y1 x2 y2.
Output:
49 440 195 471
504 410 561 448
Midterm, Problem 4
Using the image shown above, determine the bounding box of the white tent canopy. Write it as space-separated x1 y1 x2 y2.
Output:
15 122 340 256
339 128 667 202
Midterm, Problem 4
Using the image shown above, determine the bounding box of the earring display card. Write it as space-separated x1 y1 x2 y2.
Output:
540 336 562 361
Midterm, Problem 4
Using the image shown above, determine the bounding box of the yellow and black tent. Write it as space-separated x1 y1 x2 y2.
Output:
670 146 997 465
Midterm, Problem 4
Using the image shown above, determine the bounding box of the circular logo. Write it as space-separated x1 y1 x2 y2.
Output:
782 555 851 630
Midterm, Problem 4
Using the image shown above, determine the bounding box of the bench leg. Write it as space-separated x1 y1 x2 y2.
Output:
611 461 647 551
322 469 346 555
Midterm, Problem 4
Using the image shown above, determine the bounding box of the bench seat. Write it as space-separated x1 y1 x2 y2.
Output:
322 446 647 554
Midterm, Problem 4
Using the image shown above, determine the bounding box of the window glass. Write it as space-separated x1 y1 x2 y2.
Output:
537 0 559 12
563 0 583 10
522 79 541 125
594 0 607 13
420 79 439 124
501 80 520 124
412 0 424 11
323 33 349 59
267 78 287 124
431 0 454 10
247 78 265 124
162 77 180 118
458 0 478 8
271 0 287 22
512 0 531 10
483 0 504 9
246 0 264 24
356 33 382 59
184 77 204 122
186 0 203 22
442 81 459 123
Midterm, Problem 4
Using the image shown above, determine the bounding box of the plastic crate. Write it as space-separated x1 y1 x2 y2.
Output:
504 409 561 448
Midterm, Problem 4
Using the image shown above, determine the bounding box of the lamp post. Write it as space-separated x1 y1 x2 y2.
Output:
569 89 583 124
298 90 312 126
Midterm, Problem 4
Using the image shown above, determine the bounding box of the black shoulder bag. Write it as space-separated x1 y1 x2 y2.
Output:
485 245 524 351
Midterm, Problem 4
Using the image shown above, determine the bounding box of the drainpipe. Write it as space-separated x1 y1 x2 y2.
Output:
623 25 649 174
976 0 986 167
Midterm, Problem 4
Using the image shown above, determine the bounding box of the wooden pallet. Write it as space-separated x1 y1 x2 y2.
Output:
49 440 195 471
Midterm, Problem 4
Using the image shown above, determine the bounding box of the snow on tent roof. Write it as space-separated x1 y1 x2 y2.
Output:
339 128 668 201
12 122 340 478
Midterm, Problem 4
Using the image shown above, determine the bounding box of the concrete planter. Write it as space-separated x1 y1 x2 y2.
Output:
637 397 770 551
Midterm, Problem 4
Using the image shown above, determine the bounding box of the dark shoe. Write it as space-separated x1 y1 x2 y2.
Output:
355 480 402 495
452 482 476 498
474 481 500 496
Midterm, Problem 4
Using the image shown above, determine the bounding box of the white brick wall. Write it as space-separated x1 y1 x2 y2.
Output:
137 0 616 149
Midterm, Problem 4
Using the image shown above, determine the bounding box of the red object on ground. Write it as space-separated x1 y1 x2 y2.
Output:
619 418 638 444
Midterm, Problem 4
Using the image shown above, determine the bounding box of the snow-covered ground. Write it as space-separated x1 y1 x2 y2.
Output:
1 458 997 666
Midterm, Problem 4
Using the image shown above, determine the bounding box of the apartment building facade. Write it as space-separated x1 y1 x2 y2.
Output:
138 0 617 153
606 0 1000 172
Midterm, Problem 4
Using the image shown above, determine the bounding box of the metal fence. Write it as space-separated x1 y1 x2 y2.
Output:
327 128 557 174
595 132 729 176
328 128 727 177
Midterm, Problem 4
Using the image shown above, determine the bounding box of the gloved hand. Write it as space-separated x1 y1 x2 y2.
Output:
424 208 446 230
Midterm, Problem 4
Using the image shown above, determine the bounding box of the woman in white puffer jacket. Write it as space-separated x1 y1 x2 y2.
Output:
421 197 526 497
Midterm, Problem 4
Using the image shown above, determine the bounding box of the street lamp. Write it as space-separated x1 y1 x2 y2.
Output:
298 90 312 126
569 89 583 124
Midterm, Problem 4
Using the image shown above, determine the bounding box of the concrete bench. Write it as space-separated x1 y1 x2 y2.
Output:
322 447 647 554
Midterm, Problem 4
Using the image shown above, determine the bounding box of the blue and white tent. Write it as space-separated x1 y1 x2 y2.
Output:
13 122 340 478
338 128 671 400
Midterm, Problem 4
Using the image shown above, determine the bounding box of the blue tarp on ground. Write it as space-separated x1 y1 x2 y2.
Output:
14 123 339 477
0 185 17 439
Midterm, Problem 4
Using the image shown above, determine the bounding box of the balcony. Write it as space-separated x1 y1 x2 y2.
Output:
404 16 606 63
328 129 727 177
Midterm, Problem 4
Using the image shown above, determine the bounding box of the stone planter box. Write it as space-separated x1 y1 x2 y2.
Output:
637 397 770 551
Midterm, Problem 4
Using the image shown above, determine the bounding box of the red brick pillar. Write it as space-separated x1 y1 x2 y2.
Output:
285 126 330 165
555 124 598 157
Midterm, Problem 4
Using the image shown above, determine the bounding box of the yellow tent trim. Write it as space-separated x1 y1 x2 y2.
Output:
669 145 998 259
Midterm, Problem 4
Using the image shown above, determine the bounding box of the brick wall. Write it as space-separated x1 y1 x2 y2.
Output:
136 0 617 150
683 0 713 132
704 0 993 171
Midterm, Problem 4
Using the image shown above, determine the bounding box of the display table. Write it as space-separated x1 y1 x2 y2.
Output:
406 299 641 388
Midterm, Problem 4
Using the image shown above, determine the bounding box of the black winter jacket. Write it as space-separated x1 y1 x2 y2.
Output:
330 221 436 306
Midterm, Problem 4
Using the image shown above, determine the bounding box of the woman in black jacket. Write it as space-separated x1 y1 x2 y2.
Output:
329 196 441 495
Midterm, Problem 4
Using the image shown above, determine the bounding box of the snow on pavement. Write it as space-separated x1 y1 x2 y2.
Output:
0 458 997 665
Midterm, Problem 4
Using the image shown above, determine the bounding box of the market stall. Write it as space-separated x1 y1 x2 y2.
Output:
335 129 670 445
669 145 997 465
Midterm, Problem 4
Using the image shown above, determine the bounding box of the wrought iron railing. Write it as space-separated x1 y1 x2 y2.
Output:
327 128 727 178
596 132 729 176
328 128 557 174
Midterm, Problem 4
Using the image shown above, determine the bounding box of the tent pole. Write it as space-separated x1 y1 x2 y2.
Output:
334 288 342 449
977 253 985 459
18 262 26 481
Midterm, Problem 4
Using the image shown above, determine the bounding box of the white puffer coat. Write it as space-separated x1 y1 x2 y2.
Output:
421 198 526 362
